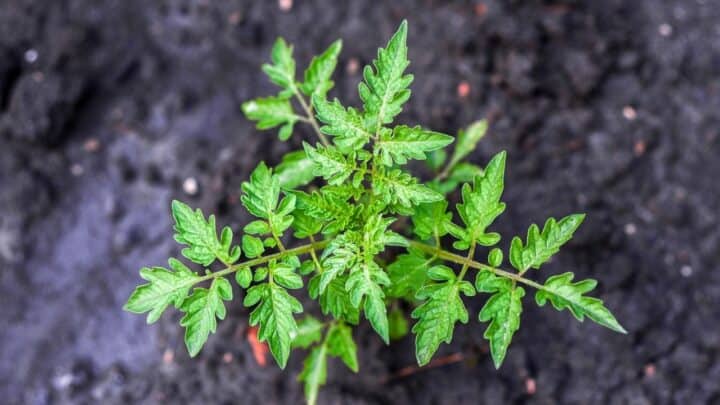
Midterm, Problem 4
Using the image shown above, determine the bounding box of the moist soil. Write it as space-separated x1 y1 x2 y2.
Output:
1 1 719 404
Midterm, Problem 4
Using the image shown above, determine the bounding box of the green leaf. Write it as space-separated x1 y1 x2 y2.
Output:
292 189 356 235
362 214 408 256
242 235 265 258
241 96 298 140
299 344 327 405
303 142 356 186
535 272 626 333
359 20 413 131
244 220 270 235
427 265 456 281
171 200 240 266
389 307 409 341
241 162 280 219
319 233 360 293
262 38 296 91
345 261 391 343
180 277 233 357
301 39 342 97
432 162 484 195
253 266 268 282
276 150 316 189
426 149 447 171
509 214 585 272
245 282 304 368
272 261 304 290
411 201 453 241
327 322 359 372
377 125 453 166
373 169 443 210
124 259 199 323
235 267 252 289
271 194 296 235
488 248 503 267
290 208 323 239
448 120 487 170
309 274 360 325
454 151 506 246
387 248 432 298
475 272 524 368
411 280 469 366
312 95 372 152
293 315 325 349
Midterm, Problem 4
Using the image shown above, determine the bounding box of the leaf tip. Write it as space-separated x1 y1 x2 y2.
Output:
608 320 628 334
492 356 504 370
398 19 408 32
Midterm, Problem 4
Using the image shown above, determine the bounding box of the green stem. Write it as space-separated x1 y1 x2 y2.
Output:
268 217 287 252
308 235 324 274
456 240 476 282
407 240 545 291
195 240 330 284
294 90 329 146
435 162 453 182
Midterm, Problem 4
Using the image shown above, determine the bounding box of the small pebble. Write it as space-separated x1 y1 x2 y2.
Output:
24 48 38 63
659 23 673 37
624 223 637 236
183 177 199 196
474 3 488 16
634 140 646 156
228 11 242 25
346 58 359 75
644 363 656 377
70 164 84 176
680 265 693 277
457 81 471 98
222 352 234 363
525 378 536 395
622 106 637 120
162 349 174 365
52 373 74 390
278 0 292 12
83 138 100 152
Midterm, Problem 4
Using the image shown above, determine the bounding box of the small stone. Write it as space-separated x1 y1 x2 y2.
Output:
346 58 359 75
278 0 292 12
474 3 488 16
52 373 74 390
222 352 233 363
183 177 199 196
623 106 637 120
162 349 174 365
659 23 673 37
644 363 656 378
525 378 536 395
83 138 100 152
228 11 242 25
634 140 646 156
624 223 637 236
24 48 38 63
70 163 84 176
457 81 471 98
680 265 693 277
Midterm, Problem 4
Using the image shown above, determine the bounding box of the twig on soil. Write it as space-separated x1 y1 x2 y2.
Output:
380 352 465 384
247 326 269 367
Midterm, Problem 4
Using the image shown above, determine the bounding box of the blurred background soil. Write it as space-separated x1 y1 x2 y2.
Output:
1 0 719 404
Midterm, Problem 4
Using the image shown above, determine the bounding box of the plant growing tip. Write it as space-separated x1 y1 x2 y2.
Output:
124 20 625 404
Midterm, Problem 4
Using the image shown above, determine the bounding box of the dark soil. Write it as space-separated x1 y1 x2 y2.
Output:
1 0 719 404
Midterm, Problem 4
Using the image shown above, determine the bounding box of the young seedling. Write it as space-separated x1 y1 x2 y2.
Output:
124 20 625 404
